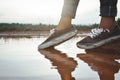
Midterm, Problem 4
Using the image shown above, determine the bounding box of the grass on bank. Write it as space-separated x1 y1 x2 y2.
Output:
0 18 120 31
0 23 98 31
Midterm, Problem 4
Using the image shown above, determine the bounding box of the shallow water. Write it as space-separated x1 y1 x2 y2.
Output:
0 36 120 80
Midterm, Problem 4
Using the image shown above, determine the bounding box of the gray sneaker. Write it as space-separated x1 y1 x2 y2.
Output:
38 25 77 49
77 25 120 49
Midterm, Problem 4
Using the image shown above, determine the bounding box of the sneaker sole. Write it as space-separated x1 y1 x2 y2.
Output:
77 35 120 49
38 29 77 49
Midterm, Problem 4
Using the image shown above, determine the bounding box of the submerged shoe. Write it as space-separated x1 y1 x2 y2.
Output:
77 25 120 49
38 25 77 49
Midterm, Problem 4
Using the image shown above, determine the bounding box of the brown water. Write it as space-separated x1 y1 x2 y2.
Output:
0 36 120 80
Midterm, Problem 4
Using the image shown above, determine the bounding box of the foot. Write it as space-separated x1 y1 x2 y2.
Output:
38 25 77 49
77 25 120 49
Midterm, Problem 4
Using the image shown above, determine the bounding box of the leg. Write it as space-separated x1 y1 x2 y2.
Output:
56 0 80 30
77 0 120 49
39 0 80 49
99 0 118 31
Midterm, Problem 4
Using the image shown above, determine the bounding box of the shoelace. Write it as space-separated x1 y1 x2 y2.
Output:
88 28 110 38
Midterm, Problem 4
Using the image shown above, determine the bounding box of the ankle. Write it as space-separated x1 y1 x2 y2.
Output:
56 17 72 30
99 17 116 31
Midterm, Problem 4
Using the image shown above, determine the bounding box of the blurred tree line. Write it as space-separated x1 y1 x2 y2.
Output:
0 23 56 31
0 23 99 31
0 18 120 31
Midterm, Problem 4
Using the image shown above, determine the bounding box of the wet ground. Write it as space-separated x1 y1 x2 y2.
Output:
0 35 120 80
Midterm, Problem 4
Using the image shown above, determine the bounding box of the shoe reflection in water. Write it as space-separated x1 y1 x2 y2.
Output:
39 47 78 80
77 48 120 80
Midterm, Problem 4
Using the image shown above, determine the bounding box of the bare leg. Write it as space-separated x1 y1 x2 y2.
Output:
56 0 79 30
99 17 116 31
99 0 117 31
56 17 72 30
